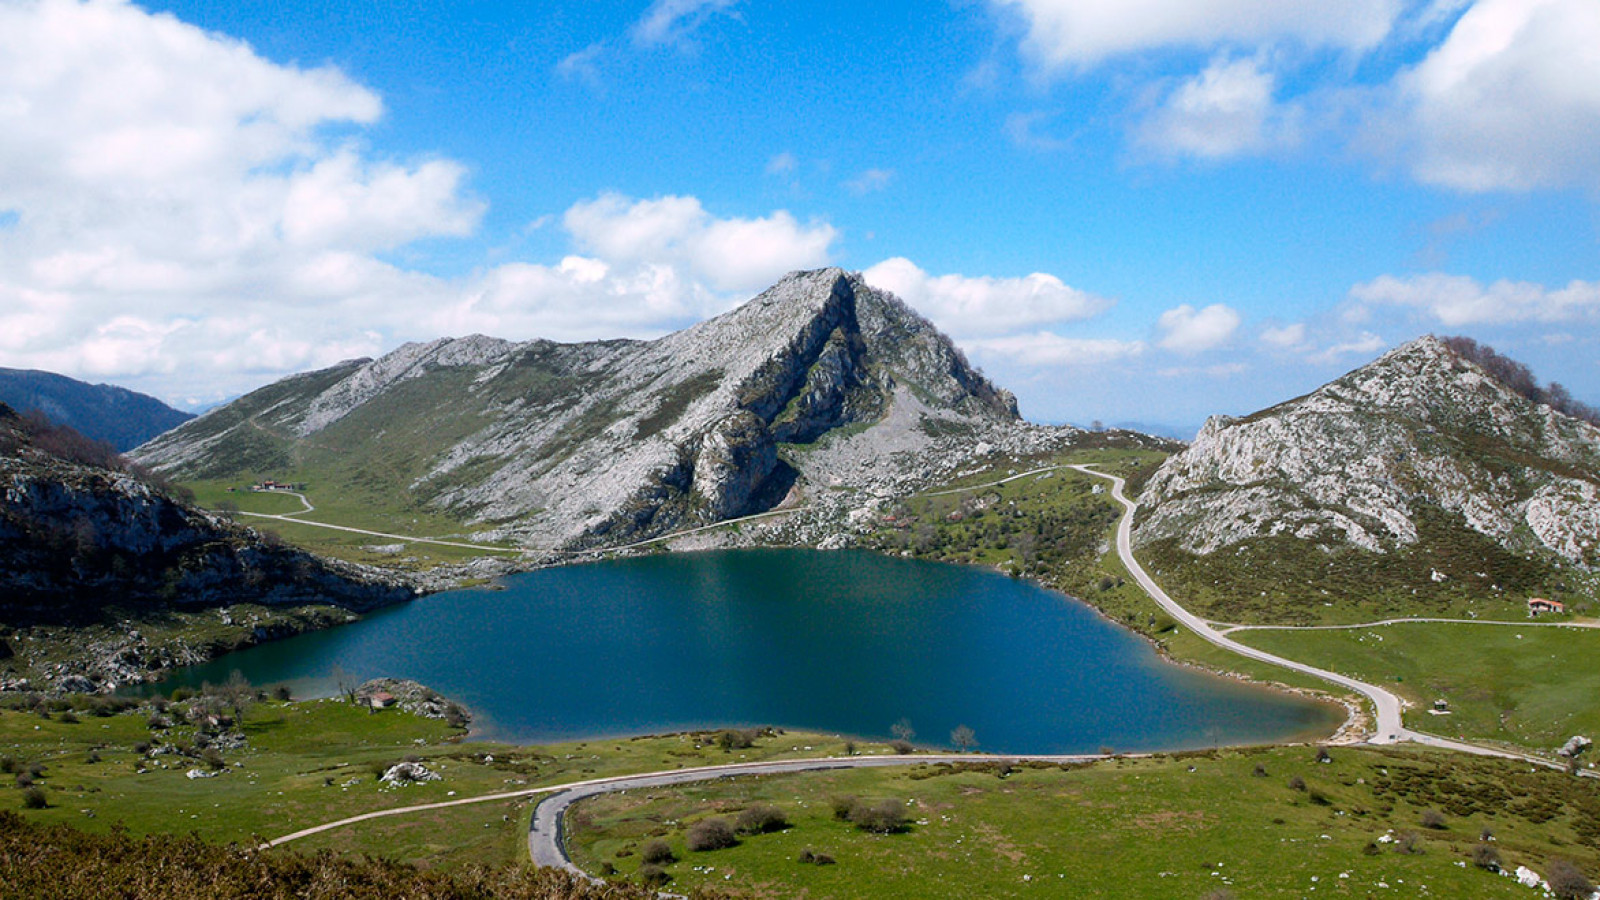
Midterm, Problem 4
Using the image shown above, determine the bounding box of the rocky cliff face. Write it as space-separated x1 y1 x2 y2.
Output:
1135 336 1600 568
0 403 411 690
136 269 1027 551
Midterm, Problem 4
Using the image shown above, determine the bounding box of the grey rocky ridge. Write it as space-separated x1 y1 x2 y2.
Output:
0 402 411 690
1133 335 1600 622
135 268 1078 555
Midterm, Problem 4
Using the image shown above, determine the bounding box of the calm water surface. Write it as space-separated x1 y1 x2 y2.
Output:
157 549 1339 753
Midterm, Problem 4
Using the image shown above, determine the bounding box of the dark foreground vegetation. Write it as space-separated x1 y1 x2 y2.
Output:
0 810 744 900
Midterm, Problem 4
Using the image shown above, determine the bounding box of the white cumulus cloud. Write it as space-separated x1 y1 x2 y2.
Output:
967 333 1146 367
563 193 837 294
1156 303 1241 352
990 0 1400 70
1260 322 1309 350
1382 0 1600 191
862 257 1112 338
0 1 843 406
1137 55 1298 159
1349 273 1600 325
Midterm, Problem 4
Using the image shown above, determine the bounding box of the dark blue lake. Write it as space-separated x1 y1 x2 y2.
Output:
155 549 1339 753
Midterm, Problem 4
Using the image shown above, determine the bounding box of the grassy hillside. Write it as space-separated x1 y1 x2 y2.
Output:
567 745 1600 898
1140 505 1594 627
1235 623 1600 754
0 693 861 870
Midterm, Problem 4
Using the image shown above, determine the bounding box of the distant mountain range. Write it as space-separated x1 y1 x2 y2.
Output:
136 269 1059 552
1134 335 1600 622
0 367 192 451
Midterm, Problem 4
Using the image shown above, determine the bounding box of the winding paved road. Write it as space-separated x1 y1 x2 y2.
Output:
525 753 1096 877
267 753 1102 856
267 463 1590 876
1069 464 1565 763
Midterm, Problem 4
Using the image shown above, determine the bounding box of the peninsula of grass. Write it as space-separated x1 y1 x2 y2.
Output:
1235 622 1600 756
567 745 1600 898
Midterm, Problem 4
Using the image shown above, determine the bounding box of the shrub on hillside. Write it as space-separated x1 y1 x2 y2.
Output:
636 864 671 888
686 818 736 852
847 799 909 834
19 788 46 810
1471 843 1501 871
1547 859 1595 900
639 839 675 865
734 804 788 835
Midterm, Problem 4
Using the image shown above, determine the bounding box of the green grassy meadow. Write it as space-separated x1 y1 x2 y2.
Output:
1236 623 1600 755
0 699 870 870
567 745 1600 898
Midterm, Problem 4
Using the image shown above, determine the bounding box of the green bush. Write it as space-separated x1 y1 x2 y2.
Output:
685 818 736 852
735 804 788 835
637 864 671 888
19 788 45 810
639 839 675 865
848 799 910 834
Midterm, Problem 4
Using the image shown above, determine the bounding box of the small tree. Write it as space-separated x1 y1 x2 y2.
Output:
951 725 977 752
1420 809 1446 830
1287 775 1306 792
890 718 915 744
1547 859 1595 900
20 787 46 810
830 796 857 821
686 818 737 852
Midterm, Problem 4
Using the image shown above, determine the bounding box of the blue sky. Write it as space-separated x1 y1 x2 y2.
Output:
0 0 1596 431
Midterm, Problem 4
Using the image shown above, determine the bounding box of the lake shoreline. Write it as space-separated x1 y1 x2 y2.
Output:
147 548 1344 755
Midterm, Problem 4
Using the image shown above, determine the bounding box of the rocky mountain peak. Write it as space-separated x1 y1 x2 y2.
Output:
1136 335 1600 572
136 269 1027 551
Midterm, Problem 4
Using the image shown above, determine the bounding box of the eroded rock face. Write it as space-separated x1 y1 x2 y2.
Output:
1 459 409 609
1135 336 1600 567
136 269 1024 551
